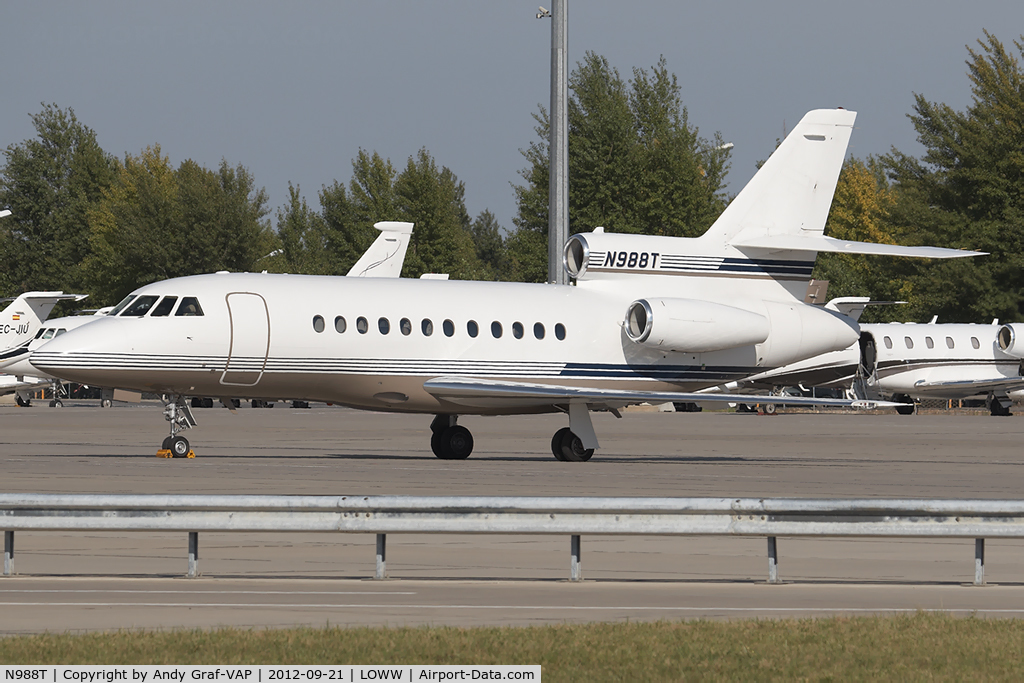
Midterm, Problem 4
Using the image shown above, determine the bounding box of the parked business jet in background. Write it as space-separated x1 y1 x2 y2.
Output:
723 308 1024 415
32 109 982 460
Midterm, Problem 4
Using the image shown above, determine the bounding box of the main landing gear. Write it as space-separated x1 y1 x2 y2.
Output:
157 395 197 458
430 415 474 460
428 409 598 462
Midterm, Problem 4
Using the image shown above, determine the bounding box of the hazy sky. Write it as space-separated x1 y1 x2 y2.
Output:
2 2 1019 232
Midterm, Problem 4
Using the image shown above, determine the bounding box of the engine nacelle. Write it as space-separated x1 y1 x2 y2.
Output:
624 298 770 353
998 323 1024 358
754 301 861 368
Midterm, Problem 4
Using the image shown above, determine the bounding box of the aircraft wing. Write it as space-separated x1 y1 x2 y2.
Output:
422 377 896 410
909 376 1024 395
733 235 985 259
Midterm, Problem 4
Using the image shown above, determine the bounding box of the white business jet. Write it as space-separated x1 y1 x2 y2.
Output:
722 302 1024 416
31 109 981 460
0 290 88 405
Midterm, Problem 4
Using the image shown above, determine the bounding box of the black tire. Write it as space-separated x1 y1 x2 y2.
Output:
190 397 202 408
15 396 30 408
551 427 572 461
170 435 190 458
202 397 214 409
161 436 172 451
49 399 63 408
558 428 594 462
763 403 778 415
100 398 113 408
893 394 915 415
431 425 474 460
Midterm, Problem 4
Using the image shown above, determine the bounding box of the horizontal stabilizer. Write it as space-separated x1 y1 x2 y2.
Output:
733 235 985 259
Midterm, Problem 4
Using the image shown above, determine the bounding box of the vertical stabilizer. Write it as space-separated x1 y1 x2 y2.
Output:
347 221 415 278
704 109 856 247
0 292 87 352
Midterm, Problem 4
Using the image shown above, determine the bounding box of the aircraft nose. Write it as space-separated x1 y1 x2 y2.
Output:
29 318 117 383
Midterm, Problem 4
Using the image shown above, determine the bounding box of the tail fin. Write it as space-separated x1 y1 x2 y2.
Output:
347 221 414 277
0 291 88 350
704 108 856 246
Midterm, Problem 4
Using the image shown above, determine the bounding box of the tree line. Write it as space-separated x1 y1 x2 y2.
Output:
2 32 1022 324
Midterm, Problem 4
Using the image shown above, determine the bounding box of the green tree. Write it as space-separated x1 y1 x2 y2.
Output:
271 183 334 275
508 53 731 281
881 31 1024 322
0 103 115 295
469 209 506 280
86 146 277 303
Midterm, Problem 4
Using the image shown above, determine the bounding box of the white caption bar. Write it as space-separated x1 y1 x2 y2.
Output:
1 667 540 683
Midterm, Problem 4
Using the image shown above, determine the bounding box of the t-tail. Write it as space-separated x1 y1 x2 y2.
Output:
563 108 982 294
0 291 87 362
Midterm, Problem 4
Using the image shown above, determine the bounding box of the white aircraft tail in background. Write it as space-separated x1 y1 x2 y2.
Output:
0 291 87 363
346 221 415 278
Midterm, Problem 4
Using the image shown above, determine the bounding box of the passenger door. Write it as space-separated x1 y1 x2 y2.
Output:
220 292 270 386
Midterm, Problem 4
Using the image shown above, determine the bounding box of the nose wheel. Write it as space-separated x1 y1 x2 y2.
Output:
157 395 197 458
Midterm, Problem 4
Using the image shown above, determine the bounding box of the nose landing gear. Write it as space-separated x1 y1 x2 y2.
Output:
157 395 197 458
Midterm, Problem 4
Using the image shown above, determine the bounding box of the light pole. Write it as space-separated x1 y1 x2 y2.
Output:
538 2 568 285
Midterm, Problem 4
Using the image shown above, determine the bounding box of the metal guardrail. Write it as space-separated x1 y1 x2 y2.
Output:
4 494 1024 585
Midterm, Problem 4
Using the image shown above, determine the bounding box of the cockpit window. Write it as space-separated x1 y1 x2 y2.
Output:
34 329 46 339
41 329 55 340
121 295 159 317
175 297 204 317
150 296 178 317
107 294 137 316
54 328 66 337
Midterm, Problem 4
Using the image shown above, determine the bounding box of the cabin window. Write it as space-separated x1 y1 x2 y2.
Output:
335 316 347 333
55 328 66 336
904 337 914 349
151 296 178 317
511 321 524 339
108 295 137 316
356 317 368 334
883 336 893 349
925 336 934 349
534 322 545 339
121 295 159 317
312 315 325 333
443 319 455 337
378 317 390 335
946 337 954 349
555 323 566 341
491 321 503 338
175 297 204 317
400 318 412 335
467 320 479 338
421 319 433 336
41 329 55 340
972 336 980 349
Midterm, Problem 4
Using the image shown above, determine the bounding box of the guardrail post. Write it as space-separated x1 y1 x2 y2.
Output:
767 536 780 584
187 532 198 578
570 534 582 581
975 538 985 586
3 531 12 576
375 533 387 579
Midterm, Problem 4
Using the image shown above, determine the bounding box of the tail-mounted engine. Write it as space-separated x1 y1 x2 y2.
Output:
998 323 1024 358
623 297 860 366
624 298 770 353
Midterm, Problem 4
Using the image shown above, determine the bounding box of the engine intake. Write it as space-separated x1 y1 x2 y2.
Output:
998 323 1024 358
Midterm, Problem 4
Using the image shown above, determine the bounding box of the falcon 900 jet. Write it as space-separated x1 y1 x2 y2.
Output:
32 109 982 460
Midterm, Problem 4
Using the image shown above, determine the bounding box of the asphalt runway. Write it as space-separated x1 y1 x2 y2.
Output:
3 401 1024 633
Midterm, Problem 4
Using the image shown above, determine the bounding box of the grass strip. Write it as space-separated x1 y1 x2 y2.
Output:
3 613 1024 681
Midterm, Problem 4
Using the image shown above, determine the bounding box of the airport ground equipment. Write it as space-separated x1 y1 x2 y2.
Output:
3 494 1021 585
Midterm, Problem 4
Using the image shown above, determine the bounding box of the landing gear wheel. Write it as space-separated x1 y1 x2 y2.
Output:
161 436 173 451
431 425 474 460
100 398 113 408
48 399 63 408
763 403 778 415
551 428 571 461
893 394 915 415
15 396 30 408
554 427 594 462
169 435 191 458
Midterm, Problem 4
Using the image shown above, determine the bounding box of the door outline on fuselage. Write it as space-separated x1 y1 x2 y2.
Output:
220 292 270 387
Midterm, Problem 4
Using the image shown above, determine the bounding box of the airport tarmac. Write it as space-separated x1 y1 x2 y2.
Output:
3 401 1024 633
